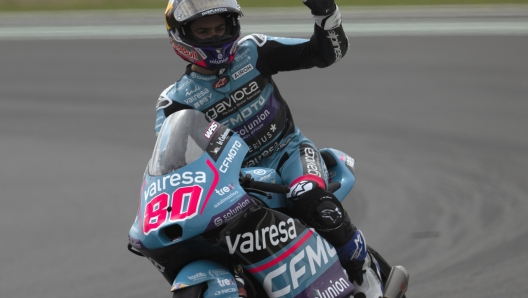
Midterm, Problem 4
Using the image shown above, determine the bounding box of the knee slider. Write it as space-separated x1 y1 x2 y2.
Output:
290 187 356 246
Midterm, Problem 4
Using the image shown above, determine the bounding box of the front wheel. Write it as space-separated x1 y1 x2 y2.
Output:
172 283 207 298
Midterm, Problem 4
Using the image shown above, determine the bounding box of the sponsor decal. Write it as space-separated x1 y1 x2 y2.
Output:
255 233 348 297
174 44 198 61
128 236 145 250
232 64 254 80
208 269 230 277
234 48 250 62
257 172 274 182
211 57 229 65
235 93 284 153
187 272 207 281
243 137 293 167
218 278 235 287
176 79 193 91
253 169 266 175
350 230 366 260
225 218 297 254
193 93 213 109
202 7 228 16
144 171 206 199
205 78 264 120
312 278 352 298
184 88 210 105
215 288 237 295
205 127 233 162
327 30 343 61
142 184 205 234
190 72 217 81
204 121 220 139
209 196 254 229
215 183 235 196
185 85 201 96
219 140 242 173
213 190 241 208
215 129 230 146
301 144 323 178
213 76 230 89
235 105 270 138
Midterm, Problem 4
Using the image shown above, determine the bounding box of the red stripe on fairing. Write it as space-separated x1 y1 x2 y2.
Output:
201 159 219 214
289 174 326 190
246 229 314 274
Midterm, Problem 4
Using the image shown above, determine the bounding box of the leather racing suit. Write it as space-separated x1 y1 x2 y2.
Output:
154 7 384 297
155 19 348 191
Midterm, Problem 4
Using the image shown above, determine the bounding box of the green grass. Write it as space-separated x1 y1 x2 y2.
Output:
1 0 527 11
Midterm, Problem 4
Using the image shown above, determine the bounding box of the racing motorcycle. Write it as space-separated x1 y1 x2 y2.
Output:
127 109 409 298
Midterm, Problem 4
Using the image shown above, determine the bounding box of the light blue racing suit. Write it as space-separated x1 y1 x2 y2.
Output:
155 20 348 190
152 10 384 297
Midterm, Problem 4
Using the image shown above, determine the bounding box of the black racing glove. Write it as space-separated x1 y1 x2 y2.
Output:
302 0 336 16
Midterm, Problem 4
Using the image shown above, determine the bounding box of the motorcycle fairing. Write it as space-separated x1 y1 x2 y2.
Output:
219 206 354 298
128 110 360 297
130 111 257 250
241 167 287 209
319 148 356 202
171 259 239 298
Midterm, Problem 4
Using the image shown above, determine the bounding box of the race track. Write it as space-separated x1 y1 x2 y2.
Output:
1 7 528 298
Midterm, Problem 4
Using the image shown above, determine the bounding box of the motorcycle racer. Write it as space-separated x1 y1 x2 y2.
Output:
155 0 382 296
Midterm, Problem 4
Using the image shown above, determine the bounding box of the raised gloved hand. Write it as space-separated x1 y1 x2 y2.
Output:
302 0 336 16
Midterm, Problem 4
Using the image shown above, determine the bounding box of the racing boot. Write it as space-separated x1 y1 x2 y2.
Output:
336 229 383 298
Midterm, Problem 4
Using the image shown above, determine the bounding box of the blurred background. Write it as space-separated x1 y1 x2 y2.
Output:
1 0 528 298
1 0 528 10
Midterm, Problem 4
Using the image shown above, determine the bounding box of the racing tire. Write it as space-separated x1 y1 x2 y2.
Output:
171 283 207 298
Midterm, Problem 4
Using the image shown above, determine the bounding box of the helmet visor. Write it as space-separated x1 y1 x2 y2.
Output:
174 0 240 23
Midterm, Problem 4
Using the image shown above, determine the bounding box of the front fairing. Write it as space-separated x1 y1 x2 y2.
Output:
129 110 253 250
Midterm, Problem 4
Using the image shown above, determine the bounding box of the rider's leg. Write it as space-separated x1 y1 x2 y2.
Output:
278 142 383 298
288 185 384 298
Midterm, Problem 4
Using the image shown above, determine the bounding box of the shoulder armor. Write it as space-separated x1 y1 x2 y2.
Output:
156 85 174 111
239 34 267 47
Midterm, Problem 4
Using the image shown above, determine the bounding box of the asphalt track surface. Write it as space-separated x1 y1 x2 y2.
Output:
1 7 528 298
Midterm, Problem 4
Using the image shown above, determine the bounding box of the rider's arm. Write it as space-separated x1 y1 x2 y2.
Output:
254 3 348 75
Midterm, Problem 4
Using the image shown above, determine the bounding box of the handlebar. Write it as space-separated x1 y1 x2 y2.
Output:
251 181 290 194
239 173 290 195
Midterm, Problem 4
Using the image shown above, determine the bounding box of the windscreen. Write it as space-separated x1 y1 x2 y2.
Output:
148 110 212 176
